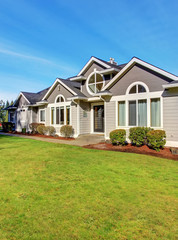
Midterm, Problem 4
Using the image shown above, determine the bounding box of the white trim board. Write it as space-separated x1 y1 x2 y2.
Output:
103 57 178 91
14 92 31 106
42 78 77 100
77 56 111 76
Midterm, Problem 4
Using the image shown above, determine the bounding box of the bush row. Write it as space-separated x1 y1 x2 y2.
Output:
29 123 74 138
110 127 166 151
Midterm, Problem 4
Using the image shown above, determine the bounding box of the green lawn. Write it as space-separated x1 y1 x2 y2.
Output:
0 135 177 240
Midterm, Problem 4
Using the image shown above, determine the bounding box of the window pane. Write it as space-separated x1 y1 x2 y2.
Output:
60 107 64 125
56 97 59 103
129 85 136 94
96 83 103 92
96 73 103 83
88 84 95 93
129 101 136 126
88 74 95 84
66 107 70 125
138 85 146 93
138 100 147 126
51 108 54 124
151 98 160 127
56 107 59 124
118 101 125 126
40 110 45 122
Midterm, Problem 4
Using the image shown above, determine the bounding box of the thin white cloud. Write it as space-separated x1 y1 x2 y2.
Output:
0 48 52 64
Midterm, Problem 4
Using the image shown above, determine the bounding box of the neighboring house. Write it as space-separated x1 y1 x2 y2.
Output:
8 56 178 146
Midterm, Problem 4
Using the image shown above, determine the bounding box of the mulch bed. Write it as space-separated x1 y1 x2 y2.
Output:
84 143 178 161
9 132 75 141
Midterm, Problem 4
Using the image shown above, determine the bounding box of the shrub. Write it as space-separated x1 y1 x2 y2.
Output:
60 125 74 138
46 126 56 136
2 122 15 132
147 130 166 152
37 125 46 135
29 123 44 134
129 127 153 147
110 129 126 145
22 128 26 134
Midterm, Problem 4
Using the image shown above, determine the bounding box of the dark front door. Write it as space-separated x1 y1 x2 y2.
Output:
94 105 104 132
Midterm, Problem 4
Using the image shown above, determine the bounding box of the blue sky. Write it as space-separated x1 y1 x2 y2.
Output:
0 0 178 101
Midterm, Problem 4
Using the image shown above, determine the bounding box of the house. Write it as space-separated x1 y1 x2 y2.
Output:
8 56 178 146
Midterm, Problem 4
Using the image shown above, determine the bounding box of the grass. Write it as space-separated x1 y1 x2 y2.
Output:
0 135 177 240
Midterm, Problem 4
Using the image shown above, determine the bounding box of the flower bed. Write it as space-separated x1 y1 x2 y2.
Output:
10 131 75 141
84 143 178 161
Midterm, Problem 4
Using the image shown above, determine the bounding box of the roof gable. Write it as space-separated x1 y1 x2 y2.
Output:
77 56 111 76
103 57 178 91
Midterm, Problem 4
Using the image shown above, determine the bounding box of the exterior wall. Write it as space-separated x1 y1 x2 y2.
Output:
32 107 38 122
47 83 73 103
105 101 116 138
163 88 178 143
17 95 29 107
15 96 31 131
45 106 50 126
83 62 106 78
71 103 78 137
79 101 91 134
109 64 171 95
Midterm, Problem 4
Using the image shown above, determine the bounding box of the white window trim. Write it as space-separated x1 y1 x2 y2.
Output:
49 102 71 127
126 81 149 95
86 71 105 96
55 94 65 103
114 91 163 129
39 109 46 123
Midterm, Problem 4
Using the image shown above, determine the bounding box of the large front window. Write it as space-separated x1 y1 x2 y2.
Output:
128 100 147 126
87 73 104 94
117 83 161 128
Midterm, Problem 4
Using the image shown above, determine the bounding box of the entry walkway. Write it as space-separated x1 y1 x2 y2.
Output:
0 132 105 147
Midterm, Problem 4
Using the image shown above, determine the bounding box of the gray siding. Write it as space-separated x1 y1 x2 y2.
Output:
16 95 29 108
71 103 78 136
105 101 116 138
47 83 73 103
110 64 171 95
163 95 178 142
45 106 50 126
79 101 91 134
83 62 106 78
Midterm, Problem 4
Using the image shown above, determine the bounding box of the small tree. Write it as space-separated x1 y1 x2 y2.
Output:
0 100 6 122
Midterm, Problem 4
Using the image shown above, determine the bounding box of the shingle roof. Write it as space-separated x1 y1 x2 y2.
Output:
21 87 50 104
60 79 86 98
93 56 127 70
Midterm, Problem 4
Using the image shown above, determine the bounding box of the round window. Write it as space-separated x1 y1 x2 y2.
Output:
87 73 104 94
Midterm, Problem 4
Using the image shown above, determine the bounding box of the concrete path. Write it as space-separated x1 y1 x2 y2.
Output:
0 132 105 147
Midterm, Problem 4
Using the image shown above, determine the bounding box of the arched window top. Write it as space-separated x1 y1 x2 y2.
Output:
87 72 104 95
55 95 65 103
126 82 149 95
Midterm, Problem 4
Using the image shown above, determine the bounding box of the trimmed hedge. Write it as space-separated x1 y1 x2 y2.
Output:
60 125 74 138
129 127 153 147
147 130 166 152
36 125 56 136
46 126 56 136
37 125 47 135
110 129 126 145
29 123 44 134
2 122 15 132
